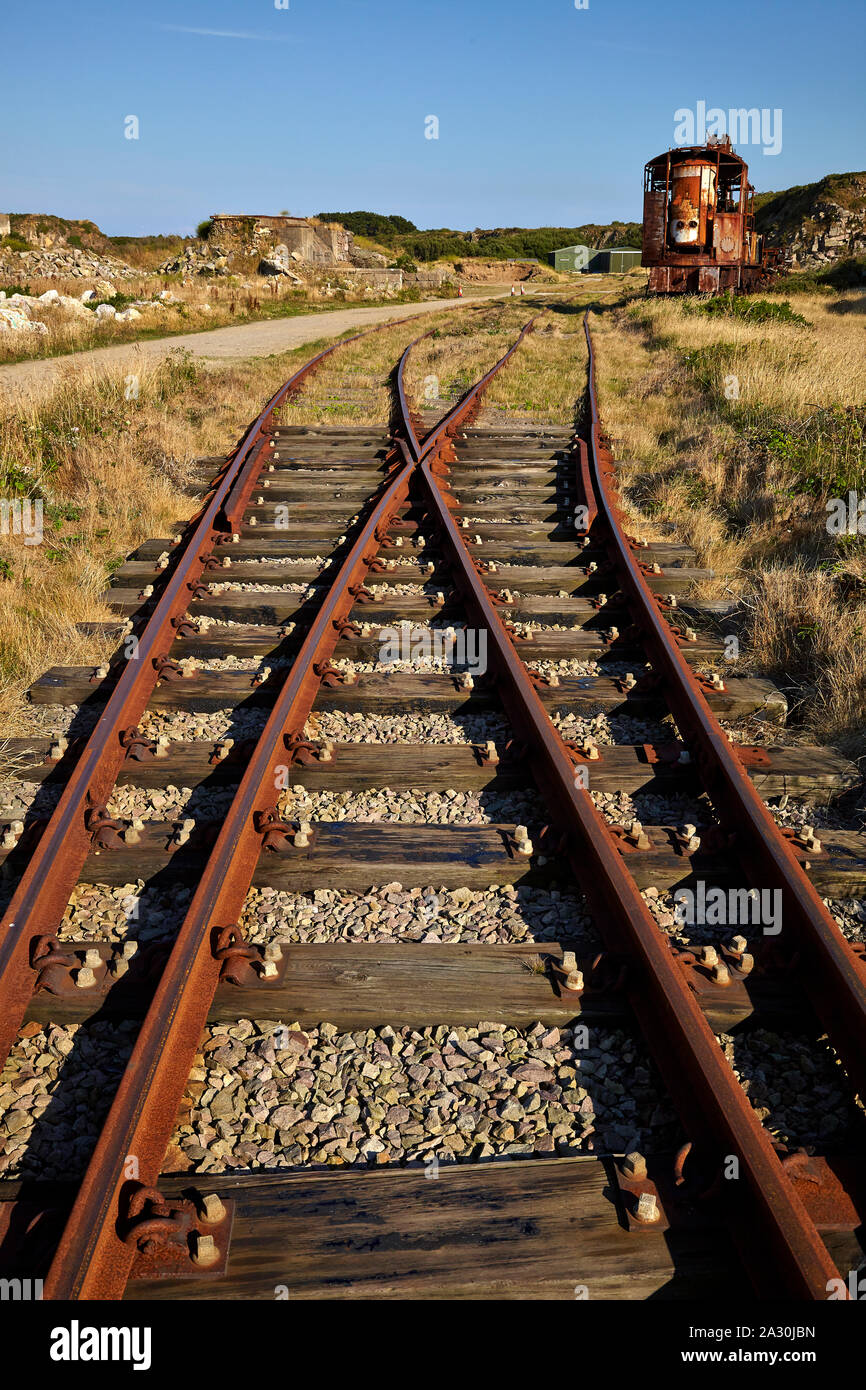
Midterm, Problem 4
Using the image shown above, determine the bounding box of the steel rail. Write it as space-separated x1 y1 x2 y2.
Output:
41 353 424 1300
0 316 417 1074
397 330 847 1299
40 320 534 1300
414 319 537 465
394 331 429 459
582 312 866 1100
32 316 856 1301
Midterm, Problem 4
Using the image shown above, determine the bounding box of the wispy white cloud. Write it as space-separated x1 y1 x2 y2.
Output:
157 24 295 42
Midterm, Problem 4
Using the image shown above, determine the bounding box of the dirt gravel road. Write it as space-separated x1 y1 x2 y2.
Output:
0 293 502 399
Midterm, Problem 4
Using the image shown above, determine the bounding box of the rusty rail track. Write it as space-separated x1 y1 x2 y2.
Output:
582 314 866 1102
0 315 417 1071
400 324 865 1298
0 309 863 1302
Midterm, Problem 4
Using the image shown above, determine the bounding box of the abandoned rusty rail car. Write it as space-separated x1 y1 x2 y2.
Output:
642 136 784 294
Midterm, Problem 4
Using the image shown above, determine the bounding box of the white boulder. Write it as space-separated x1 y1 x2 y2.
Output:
0 306 30 331
58 294 94 318
94 303 116 320
0 306 48 333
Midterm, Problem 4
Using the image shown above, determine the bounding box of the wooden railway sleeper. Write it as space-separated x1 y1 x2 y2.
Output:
641 740 690 765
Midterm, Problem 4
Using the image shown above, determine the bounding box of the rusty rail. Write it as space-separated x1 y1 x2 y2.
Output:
40 344 426 1300
17 315 862 1300
400 328 850 1299
38 320 535 1300
0 316 416 1074
582 311 866 1101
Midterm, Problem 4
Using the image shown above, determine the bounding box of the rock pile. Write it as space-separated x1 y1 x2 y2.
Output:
158 243 231 277
256 243 304 282
0 245 137 281
0 298 47 335
0 285 173 333
162 1019 670 1173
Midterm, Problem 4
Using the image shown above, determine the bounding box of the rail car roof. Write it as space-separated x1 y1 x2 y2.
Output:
645 145 748 170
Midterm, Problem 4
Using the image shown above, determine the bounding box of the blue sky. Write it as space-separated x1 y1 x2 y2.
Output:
2 0 863 235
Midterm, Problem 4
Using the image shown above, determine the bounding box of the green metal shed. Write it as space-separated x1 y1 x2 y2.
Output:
587 247 642 273
552 244 590 273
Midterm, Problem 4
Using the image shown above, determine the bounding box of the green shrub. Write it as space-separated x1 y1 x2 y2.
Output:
782 256 866 293
739 406 866 497
1 235 30 252
685 294 809 327
316 211 417 241
85 293 138 312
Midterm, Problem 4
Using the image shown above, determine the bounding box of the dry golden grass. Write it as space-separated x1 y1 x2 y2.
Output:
629 291 864 409
403 285 617 426
0 306 496 735
0 340 358 734
404 303 530 412
481 317 588 424
274 308 486 428
742 563 866 747
590 286 866 755
275 295 591 432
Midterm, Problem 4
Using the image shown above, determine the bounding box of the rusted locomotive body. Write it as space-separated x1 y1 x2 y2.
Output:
642 136 782 294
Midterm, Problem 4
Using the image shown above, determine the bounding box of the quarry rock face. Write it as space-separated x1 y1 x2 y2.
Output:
155 216 356 280
785 201 866 268
756 173 866 270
